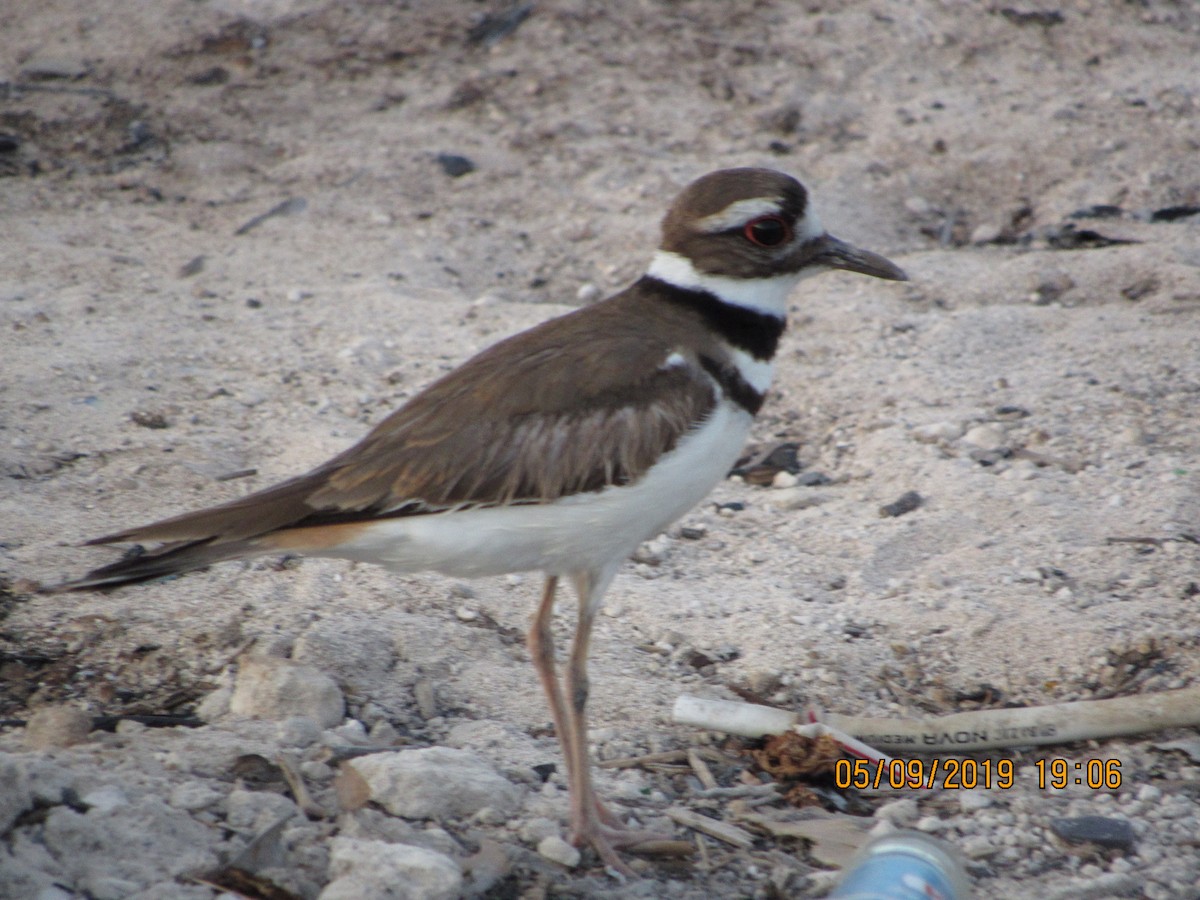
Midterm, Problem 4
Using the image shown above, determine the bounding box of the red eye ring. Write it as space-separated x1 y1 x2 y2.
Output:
743 214 792 247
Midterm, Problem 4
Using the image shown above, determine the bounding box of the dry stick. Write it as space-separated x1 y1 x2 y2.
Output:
688 748 719 790
596 749 688 769
665 807 756 850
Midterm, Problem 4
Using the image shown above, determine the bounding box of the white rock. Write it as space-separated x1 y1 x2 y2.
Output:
772 471 799 488
348 747 521 819
229 657 345 728
519 816 561 845
970 222 1003 244
0 755 33 833
962 423 1006 448
80 786 129 814
537 835 581 868
958 789 995 812
915 814 947 833
768 488 828 511
874 797 919 825
320 837 462 900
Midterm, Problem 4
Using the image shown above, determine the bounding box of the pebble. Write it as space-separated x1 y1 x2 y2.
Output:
1049 815 1136 851
958 789 995 812
347 747 521 819
320 837 462 900
519 817 560 845
80 785 129 813
23 706 92 749
873 798 919 826
912 421 963 443
962 423 1007 449
537 835 581 868
768 488 827 510
576 283 602 304
970 222 1004 244
228 656 345 728
772 471 799 488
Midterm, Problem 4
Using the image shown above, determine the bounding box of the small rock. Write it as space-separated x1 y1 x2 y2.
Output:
576 283 602 304
970 222 1004 244
962 834 997 859
80 786 129 814
874 798 919 826
772 471 799 488
320 837 462 900
229 657 345 728
958 790 994 812
519 817 560 845
24 705 92 749
414 680 438 719
912 421 963 443
537 835 581 868
879 490 923 518
348 747 521 819
768 488 827 510
962 423 1006 449
1049 815 1136 851
436 153 475 178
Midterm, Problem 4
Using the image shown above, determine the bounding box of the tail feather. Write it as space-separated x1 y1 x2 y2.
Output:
45 537 265 592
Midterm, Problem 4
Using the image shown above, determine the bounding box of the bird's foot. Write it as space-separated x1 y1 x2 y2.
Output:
572 808 683 877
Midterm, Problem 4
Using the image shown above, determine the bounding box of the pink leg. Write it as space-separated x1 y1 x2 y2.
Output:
560 569 676 875
527 572 674 876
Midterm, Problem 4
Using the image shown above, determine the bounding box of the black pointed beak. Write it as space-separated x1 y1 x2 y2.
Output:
813 233 908 281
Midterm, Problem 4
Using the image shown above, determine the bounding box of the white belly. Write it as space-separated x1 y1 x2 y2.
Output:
319 402 753 578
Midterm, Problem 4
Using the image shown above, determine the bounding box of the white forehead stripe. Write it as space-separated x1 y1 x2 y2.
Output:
696 197 784 233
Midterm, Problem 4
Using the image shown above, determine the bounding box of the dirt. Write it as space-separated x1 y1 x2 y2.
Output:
2 1 1199 897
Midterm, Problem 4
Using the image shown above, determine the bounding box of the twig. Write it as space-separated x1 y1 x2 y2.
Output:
688 748 719 790
665 807 755 849
597 749 688 769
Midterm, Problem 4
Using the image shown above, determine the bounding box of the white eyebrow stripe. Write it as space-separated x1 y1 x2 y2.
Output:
696 197 784 233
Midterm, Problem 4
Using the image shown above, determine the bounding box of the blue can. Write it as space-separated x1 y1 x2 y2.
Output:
829 831 970 899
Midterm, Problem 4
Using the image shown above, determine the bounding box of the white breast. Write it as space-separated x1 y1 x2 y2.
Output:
319 401 754 578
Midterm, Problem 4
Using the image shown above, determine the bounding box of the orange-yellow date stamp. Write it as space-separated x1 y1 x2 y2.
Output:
835 758 1124 791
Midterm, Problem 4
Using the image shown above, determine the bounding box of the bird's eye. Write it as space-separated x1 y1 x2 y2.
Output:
743 215 791 247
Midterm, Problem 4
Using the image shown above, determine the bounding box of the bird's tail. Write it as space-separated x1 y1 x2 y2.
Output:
43 537 265 592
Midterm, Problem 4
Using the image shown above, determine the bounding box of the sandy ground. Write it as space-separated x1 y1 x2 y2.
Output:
2 0 1199 897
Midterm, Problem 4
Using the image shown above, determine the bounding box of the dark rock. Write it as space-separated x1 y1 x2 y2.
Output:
1050 816 1136 851
436 153 476 178
879 490 923 518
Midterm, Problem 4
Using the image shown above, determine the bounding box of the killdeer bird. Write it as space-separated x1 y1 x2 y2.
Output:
53 168 906 874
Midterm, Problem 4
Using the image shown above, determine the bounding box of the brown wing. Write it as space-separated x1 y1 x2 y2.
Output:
53 299 716 589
